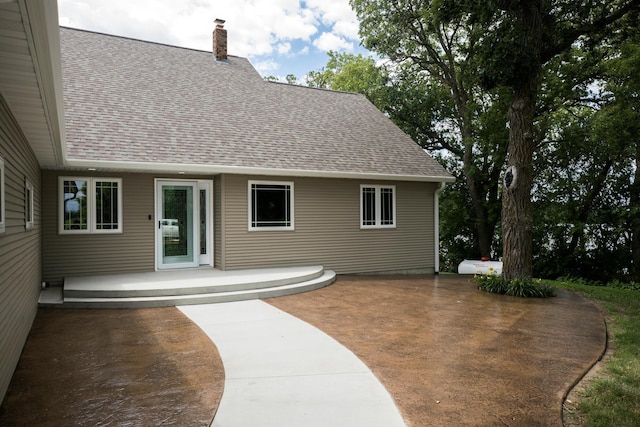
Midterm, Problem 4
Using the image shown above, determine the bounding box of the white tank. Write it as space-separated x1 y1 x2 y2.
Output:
457 259 503 275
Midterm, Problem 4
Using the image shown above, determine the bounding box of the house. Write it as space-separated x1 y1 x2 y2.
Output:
0 2 453 402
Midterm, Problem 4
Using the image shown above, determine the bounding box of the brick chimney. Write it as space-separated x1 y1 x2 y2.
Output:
213 19 227 61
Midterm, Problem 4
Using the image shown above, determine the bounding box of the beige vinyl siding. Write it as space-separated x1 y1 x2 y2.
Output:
214 174 225 270
0 95 42 401
220 174 436 274
42 170 156 283
42 172 215 284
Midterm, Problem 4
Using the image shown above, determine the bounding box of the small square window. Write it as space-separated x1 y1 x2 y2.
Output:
25 179 34 230
360 185 396 229
248 181 294 230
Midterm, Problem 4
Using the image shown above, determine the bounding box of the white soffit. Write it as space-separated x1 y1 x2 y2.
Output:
0 0 65 167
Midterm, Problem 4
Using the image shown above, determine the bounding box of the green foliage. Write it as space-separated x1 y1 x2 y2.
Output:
558 276 640 292
608 280 640 292
352 0 640 279
531 17 640 282
262 74 300 85
285 74 298 85
475 274 556 298
552 278 640 426
348 0 640 279
306 51 388 110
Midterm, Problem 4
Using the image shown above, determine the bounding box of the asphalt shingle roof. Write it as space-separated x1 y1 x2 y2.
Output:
60 27 452 181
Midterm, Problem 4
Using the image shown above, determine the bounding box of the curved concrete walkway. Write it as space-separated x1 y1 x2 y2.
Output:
178 300 406 427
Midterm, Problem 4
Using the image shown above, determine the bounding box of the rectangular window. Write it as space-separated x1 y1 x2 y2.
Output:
59 177 122 234
360 185 396 229
25 179 34 230
362 186 376 226
0 157 5 234
249 181 294 230
62 178 88 231
95 180 119 230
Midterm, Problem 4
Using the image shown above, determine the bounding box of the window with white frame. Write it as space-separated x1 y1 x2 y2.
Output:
360 185 396 228
249 181 294 230
59 177 122 234
25 179 34 230
0 157 5 234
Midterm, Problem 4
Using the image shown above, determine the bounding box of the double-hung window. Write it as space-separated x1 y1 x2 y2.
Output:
25 179 34 230
360 185 396 229
59 177 122 234
0 157 5 234
248 181 294 230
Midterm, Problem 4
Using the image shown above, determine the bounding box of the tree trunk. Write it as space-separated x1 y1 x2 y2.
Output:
466 176 493 258
463 143 493 259
502 79 536 279
632 142 640 280
501 0 543 280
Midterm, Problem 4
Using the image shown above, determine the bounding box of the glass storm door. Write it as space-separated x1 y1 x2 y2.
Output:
157 181 198 269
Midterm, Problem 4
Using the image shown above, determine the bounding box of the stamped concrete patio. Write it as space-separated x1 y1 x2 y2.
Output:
0 275 606 426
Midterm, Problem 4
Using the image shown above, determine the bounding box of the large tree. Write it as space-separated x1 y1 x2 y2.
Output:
351 0 640 278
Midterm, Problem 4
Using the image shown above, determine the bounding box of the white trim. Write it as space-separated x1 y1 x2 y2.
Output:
59 177 88 234
92 178 123 233
248 180 295 231
360 184 397 229
434 182 447 274
0 157 5 234
156 180 198 269
25 179 34 230
20 0 67 167
58 177 123 234
64 158 456 183
155 179 214 270
198 179 214 267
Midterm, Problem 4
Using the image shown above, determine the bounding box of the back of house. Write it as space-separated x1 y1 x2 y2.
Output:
0 3 452 403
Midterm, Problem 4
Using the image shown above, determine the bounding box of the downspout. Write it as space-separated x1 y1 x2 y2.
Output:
434 181 447 274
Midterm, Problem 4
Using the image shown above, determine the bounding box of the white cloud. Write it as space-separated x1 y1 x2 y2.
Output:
58 0 366 77
332 19 360 40
276 42 292 55
313 32 354 52
305 0 360 39
252 59 281 74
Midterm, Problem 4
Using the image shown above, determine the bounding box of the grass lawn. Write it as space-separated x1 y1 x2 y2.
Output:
552 279 640 426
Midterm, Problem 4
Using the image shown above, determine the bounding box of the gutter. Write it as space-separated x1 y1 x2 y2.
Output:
62 159 457 183
434 181 447 274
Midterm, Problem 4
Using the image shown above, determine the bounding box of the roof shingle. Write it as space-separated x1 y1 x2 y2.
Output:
60 27 452 181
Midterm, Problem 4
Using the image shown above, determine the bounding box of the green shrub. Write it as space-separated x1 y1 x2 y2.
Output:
559 276 640 292
607 279 640 291
475 274 556 298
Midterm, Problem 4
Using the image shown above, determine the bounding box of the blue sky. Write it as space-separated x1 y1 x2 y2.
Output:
58 0 371 82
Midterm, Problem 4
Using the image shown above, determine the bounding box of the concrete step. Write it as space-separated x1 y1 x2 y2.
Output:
60 270 336 309
64 266 326 299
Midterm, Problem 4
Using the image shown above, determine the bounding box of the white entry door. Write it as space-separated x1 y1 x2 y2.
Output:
156 180 212 269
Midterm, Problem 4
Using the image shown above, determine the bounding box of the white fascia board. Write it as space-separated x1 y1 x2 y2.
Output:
23 0 67 167
63 159 457 183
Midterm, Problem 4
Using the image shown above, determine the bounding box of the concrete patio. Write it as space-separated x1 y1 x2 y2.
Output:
0 275 606 426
